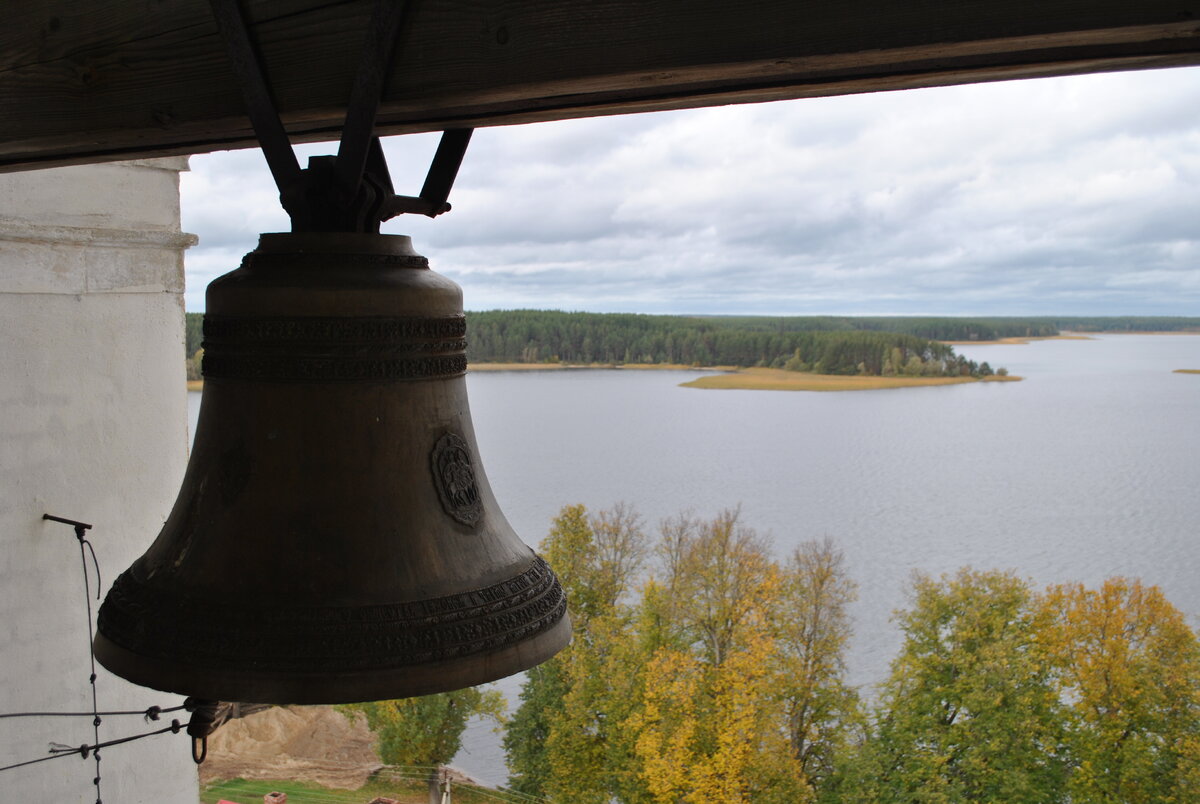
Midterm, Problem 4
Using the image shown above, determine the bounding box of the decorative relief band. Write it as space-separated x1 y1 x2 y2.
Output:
202 314 467 382
202 353 467 382
204 315 465 343
242 252 429 270
97 556 567 671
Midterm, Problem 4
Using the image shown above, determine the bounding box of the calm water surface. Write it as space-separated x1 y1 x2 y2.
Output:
187 334 1200 786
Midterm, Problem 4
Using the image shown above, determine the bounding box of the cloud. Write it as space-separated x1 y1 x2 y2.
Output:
181 66 1200 315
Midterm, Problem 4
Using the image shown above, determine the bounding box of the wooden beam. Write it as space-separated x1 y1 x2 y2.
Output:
2 0 1199 171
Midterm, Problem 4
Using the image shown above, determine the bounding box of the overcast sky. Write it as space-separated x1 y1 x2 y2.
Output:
181 66 1200 316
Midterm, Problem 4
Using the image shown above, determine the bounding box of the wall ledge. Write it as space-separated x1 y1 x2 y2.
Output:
0 220 198 250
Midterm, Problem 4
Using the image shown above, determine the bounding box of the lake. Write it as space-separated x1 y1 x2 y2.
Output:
186 333 1200 787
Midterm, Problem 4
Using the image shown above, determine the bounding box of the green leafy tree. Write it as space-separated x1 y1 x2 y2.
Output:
505 505 593 799
503 660 569 797
505 503 649 801
348 689 503 802
548 610 650 803
835 569 1068 804
347 687 504 768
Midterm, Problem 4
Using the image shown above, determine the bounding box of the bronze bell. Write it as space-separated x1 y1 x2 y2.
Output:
93 232 570 704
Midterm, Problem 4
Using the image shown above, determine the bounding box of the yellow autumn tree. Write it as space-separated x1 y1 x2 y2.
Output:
628 510 812 803
1041 578 1200 804
693 618 810 804
629 648 703 802
630 616 810 804
509 505 857 803
653 508 776 665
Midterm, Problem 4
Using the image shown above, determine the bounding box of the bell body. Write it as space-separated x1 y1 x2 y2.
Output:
94 233 569 703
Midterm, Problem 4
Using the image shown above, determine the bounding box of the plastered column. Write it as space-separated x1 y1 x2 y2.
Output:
0 158 200 803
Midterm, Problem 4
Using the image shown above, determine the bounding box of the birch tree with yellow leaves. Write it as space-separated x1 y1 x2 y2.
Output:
1041 578 1200 804
624 510 864 803
631 626 810 804
777 538 862 786
628 509 790 802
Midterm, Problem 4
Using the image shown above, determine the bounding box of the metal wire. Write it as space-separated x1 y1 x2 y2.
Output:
0 705 187 720
3 516 199 796
0 720 189 775
74 525 104 803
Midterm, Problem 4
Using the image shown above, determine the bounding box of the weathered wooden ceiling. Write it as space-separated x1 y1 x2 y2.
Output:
3 0 1200 172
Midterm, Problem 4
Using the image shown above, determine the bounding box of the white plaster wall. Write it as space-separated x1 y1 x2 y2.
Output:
0 158 200 803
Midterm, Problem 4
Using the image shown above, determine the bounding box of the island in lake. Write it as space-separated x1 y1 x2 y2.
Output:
681 367 1021 392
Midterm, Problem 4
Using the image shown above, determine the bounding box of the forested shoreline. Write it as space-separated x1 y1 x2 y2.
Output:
463 312 1038 367
184 312 1199 383
461 312 1200 367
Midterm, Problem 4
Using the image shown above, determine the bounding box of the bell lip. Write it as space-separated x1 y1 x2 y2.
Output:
93 612 571 705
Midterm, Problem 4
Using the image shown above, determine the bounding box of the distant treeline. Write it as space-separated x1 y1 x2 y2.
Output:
463 311 1044 367
1043 316 1200 333
462 312 1200 367
182 311 1200 371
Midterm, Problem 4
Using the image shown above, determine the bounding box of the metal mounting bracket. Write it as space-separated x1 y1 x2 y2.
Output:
208 0 473 233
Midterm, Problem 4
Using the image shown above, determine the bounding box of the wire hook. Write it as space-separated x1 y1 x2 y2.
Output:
191 735 208 765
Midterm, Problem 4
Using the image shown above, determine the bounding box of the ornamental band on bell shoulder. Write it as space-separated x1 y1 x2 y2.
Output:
201 314 467 382
241 251 430 270
96 556 567 671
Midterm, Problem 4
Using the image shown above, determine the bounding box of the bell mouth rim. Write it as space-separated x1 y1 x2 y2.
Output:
92 613 571 704
94 553 570 703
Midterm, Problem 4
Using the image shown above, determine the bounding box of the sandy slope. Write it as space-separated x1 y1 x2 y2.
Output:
200 706 382 790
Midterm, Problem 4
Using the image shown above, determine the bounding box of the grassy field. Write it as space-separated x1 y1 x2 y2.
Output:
202 776 528 804
680 367 1022 392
